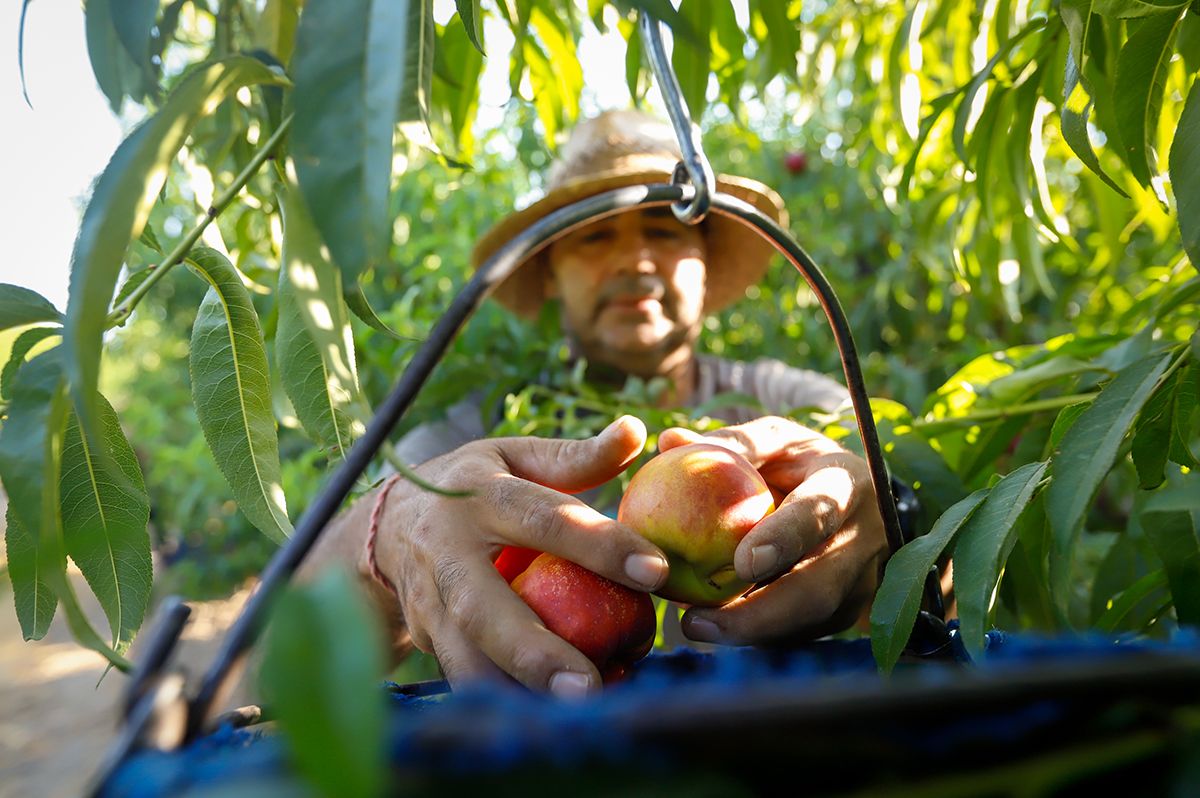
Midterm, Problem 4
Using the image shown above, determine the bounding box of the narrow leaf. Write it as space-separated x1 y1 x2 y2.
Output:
1132 367 1181 488
952 19 1047 165
1 327 61 402
1060 0 1130 196
291 0 411 282
951 461 1049 660
344 281 406 340
109 0 158 79
187 248 292 544
1141 476 1200 625
5 500 57 639
60 397 152 652
85 0 145 111
672 0 712 121
1171 363 1199 467
1113 8 1184 192
871 490 988 674
0 284 62 331
529 5 582 138
1047 353 1171 615
260 570 387 798
276 182 366 457
64 56 287 467
18 0 32 107
1169 82 1200 269
1094 569 1170 633
454 0 485 53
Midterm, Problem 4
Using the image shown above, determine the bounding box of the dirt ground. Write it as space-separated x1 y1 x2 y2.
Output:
0 564 253 798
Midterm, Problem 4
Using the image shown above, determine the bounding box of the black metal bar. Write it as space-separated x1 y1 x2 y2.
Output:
638 13 714 224
122 596 190 719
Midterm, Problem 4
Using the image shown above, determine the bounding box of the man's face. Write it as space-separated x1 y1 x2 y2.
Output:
545 207 707 376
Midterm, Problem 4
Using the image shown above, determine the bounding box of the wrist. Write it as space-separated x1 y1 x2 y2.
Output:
363 474 404 603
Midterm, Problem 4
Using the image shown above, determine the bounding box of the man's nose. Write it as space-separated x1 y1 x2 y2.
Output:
615 235 657 274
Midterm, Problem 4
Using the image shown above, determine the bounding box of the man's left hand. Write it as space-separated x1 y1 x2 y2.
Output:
657 416 889 644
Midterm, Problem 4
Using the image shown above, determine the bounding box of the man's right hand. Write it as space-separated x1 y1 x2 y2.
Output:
368 415 667 698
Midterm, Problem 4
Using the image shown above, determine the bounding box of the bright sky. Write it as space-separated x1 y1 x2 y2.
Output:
0 3 122 312
0 1 689 312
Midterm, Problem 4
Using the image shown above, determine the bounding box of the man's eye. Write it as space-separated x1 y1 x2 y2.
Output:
646 226 683 240
579 229 614 244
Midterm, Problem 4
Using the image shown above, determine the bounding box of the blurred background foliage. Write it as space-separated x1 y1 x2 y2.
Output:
1 0 1198 685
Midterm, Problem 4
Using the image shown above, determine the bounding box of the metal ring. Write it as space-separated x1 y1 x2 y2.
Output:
638 13 715 224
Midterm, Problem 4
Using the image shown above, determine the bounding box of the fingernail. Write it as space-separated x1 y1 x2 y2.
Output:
750 544 779 580
685 616 721 643
549 670 593 700
625 553 668 589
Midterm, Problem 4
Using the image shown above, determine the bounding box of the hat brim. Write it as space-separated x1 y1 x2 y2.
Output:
470 169 788 319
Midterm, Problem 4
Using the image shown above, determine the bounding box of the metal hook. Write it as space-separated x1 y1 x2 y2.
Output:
638 12 715 225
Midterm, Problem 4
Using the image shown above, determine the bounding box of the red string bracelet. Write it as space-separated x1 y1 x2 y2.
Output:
365 473 403 602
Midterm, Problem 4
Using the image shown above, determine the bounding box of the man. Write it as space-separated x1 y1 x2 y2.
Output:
309 110 888 699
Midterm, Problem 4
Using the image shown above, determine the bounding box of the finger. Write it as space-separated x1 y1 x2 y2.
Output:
431 616 511 689
677 416 841 471
734 459 867 582
657 426 707 451
484 474 668 592
681 527 881 646
493 415 647 493
432 549 603 698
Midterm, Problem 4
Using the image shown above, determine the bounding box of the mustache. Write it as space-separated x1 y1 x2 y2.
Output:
593 276 667 317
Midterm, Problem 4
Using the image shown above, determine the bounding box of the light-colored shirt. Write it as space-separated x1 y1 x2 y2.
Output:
392 353 850 468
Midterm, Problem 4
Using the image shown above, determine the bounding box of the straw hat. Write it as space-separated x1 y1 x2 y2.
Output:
470 109 788 319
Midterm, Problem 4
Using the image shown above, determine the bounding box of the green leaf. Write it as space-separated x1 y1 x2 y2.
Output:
951 461 1049 660
871 489 988 674
0 351 130 670
1132 367 1182 488
63 56 287 469
952 19 1047 165
85 0 148 111
344 281 405 340
397 0 436 127
0 284 62 331
260 569 387 798
1171 363 1199 467
432 16 485 159
291 0 413 282
1046 352 1171 616
187 248 292 544
526 6 582 145
1 326 60 403
1141 476 1200 625
276 182 366 458
622 16 646 103
672 0 713 121
5 502 56 639
60 397 152 652
109 0 158 78
1047 401 1091 455
749 0 798 85
1091 0 1191 18
1169 82 1200 270
1113 8 1185 194
1060 0 1129 196
258 0 301 65
454 0 484 53
18 0 31 106
986 356 1100 403
1094 568 1171 633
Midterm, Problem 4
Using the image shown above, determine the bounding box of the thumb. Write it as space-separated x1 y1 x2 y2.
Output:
658 426 707 452
494 415 647 493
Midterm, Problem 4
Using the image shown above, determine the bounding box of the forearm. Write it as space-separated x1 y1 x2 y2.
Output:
299 485 416 665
